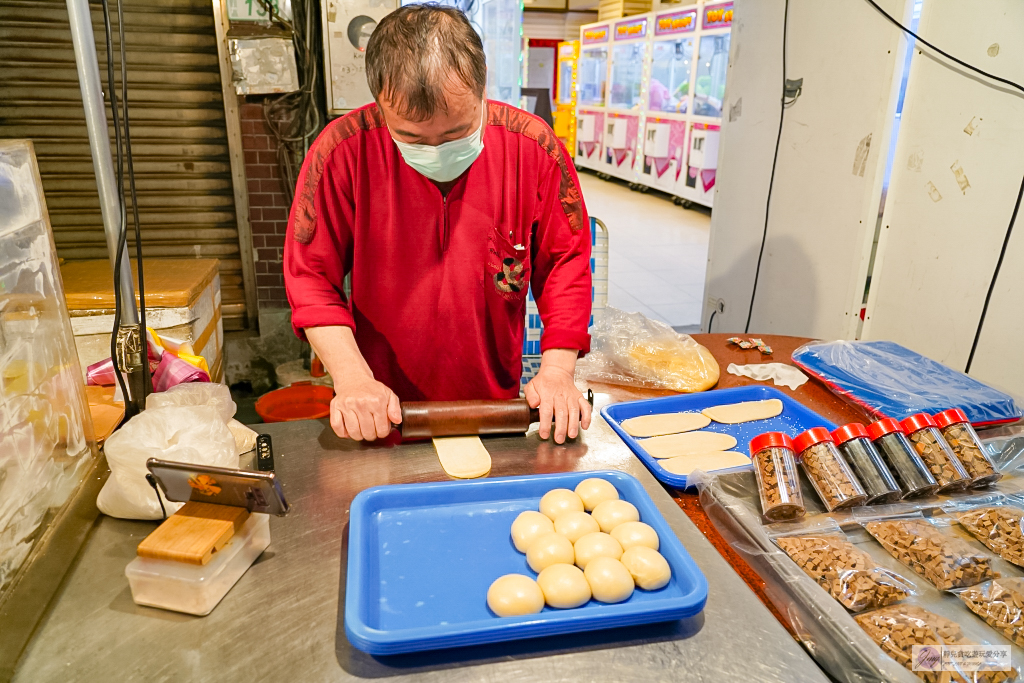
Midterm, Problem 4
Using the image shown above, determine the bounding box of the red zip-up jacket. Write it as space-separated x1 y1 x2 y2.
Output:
284 101 592 401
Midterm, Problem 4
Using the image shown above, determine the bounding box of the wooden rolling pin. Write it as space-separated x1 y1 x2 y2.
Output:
399 392 593 439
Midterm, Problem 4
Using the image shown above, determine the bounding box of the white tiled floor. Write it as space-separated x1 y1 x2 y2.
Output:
578 172 710 327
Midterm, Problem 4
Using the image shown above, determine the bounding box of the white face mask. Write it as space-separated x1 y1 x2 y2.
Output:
391 103 486 183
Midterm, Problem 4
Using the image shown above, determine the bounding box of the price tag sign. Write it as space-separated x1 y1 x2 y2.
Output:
228 0 293 23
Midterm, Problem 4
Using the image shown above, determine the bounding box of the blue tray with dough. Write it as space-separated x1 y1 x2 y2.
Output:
601 386 837 489
345 470 708 655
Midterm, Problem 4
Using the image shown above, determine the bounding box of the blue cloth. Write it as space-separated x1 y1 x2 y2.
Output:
791 340 1021 426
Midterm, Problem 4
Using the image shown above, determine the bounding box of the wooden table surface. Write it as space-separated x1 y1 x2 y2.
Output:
585 333 872 636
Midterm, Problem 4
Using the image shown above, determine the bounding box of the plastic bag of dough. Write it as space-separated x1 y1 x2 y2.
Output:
97 405 237 520
575 307 719 393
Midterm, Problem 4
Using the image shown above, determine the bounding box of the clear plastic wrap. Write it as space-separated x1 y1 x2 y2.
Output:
573 307 719 392
855 604 1018 682
690 470 922 683
790 340 1022 426
692 467 1024 683
946 499 1024 569
959 578 1024 648
770 521 916 612
0 141 96 592
860 514 997 590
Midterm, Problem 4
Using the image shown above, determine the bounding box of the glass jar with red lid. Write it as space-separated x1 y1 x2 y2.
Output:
750 432 805 522
900 413 970 492
831 423 902 505
934 408 1002 487
793 427 867 511
867 418 938 498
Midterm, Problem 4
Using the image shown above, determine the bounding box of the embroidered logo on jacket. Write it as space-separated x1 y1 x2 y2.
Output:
494 257 527 294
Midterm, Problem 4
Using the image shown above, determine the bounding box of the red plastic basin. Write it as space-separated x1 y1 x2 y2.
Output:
255 382 333 422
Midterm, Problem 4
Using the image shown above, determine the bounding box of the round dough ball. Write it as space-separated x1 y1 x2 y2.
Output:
591 499 640 533
574 478 619 512
537 563 591 609
573 531 623 569
583 556 635 603
487 574 545 617
526 532 575 573
539 489 584 521
621 546 672 590
610 521 660 552
553 510 600 544
511 511 555 553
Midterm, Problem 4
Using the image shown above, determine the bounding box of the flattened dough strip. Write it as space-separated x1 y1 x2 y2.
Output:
702 398 783 425
621 412 711 438
641 431 738 458
659 451 751 475
433 436 492 478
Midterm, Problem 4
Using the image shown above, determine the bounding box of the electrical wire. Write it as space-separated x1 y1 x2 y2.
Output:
117 0 150 394
859 0 1024 374
743 0 789 333
99 0 130 407
707 308 717 333
258 0 325 202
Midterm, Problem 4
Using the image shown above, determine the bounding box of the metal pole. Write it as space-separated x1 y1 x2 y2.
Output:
65 0 138 326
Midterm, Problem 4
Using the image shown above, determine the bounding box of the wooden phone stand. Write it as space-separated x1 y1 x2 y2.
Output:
137 501 250 565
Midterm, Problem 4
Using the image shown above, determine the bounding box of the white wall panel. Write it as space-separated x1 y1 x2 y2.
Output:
704 0 910 337
862 0 1024 397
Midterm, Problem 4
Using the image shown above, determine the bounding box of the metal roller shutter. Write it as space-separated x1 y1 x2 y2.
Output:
0 0 253 330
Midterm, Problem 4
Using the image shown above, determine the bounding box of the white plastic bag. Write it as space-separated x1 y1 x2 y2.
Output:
97 405 237 520
227 418 258 455
145 382 237 423
146 382 257 454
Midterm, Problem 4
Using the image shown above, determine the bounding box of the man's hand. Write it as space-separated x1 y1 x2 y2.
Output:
306 325 402 441
330 374 402 441
525 348 591 444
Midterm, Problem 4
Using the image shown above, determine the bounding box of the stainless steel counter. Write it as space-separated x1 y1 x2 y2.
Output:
14 407 828 683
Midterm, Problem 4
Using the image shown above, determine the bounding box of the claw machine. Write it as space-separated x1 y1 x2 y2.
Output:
553 40 579 154
601 15 650 181
675 1 732 208
574 23 610 171
637 6 697 195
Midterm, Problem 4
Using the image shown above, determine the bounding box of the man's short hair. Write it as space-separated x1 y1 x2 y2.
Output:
365 4 487 121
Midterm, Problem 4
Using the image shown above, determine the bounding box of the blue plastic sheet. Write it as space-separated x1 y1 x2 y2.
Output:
791 340 1021 426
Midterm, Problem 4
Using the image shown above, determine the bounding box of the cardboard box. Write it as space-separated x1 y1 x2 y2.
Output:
61 259 225 382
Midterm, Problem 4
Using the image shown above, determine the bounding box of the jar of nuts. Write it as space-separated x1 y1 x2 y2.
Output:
793 427 867 511
749 432 805 522
934 408 1002 488
831 423 902 505
867 418 938 499
900 413 970 493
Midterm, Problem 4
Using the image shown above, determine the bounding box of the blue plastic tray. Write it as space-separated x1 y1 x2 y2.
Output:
345 470 708 655
601 386 837 489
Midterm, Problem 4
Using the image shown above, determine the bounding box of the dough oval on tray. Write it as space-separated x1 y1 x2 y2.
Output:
702 398 783 424
658 451 751 475
640 431 738 458
620 412 711 438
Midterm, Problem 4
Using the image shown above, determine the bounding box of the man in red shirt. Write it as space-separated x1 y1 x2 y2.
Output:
284 5 592 443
